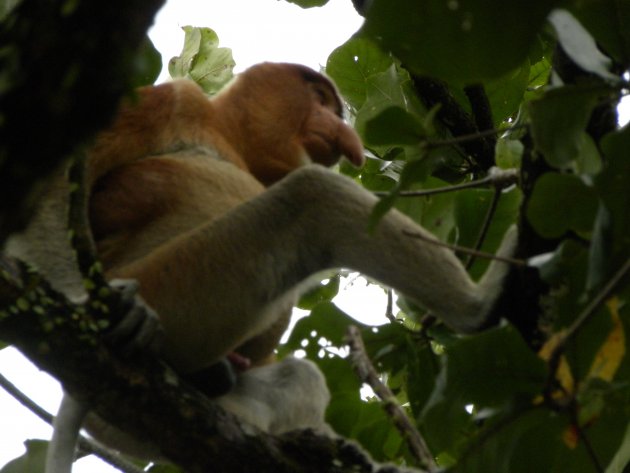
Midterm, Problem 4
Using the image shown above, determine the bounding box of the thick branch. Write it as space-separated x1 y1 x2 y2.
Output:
410 76 495 171
0 260 422 473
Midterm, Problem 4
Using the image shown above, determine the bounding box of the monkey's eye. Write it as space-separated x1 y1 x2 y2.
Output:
312 86 328 105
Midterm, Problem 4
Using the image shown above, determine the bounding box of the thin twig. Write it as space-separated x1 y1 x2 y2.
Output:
464 187 502 269
402 230 526 267
345 325 437 472
374 168 518 198
570 400 604 473
426 124 527 150
0 372 145 473
385 289 396 323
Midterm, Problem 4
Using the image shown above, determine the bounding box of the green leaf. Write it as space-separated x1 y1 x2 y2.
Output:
364 106 426 146
495 138 524 169
0 440 47 473
527 173 598 239
284 0 328 7
395 175 458 242
548 9 618 81
597 126 630 260
454 408 565 473
281 302 359 356
326 37 393 111
588 126 630 291
354 65 425 145
367 159 431 231
485 61 531 126
361 0 559 83
574 133 602 176
406 341 440 418
168 26 234 95
529 85 602 169
421 325 547 450
297 276 340 310
130 36 162 87
454 186 522 279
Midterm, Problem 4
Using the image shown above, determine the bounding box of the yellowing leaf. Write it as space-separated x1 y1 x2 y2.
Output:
536 330 574 402
587 297 626 382
562 424 579 449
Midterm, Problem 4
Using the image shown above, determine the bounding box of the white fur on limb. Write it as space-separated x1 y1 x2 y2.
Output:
46 395 89 473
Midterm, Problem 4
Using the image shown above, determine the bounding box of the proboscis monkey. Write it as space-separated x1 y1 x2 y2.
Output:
5 62 516 472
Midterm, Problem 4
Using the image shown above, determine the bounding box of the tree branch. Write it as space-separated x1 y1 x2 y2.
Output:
410 75 495 171
0 259 423 473
346 325 435 472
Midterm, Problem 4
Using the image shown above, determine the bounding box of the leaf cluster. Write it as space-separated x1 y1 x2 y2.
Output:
284 1 630 472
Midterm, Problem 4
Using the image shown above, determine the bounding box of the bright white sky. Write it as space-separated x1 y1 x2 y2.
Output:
0 2 373 472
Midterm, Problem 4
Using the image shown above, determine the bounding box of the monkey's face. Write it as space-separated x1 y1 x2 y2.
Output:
300 80 364 168
223 63 365 185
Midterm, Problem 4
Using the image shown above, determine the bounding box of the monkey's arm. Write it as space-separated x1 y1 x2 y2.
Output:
111 165 515 373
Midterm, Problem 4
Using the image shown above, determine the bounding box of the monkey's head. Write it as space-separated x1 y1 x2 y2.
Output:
214 62 365 185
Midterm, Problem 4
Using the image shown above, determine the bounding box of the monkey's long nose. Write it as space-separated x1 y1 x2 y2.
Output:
338 124 365 168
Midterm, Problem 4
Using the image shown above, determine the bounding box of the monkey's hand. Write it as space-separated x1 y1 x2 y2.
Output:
104 278 164 356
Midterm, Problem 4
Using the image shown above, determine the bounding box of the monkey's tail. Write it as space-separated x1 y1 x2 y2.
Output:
45 394 89 473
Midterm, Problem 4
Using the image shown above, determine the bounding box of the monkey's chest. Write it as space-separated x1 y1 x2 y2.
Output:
91 153 264 271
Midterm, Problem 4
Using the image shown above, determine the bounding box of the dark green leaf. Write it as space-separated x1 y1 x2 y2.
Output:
453 408 565 473
526 173 597 239
361 0 559 83
455 186 522 279
364 106 426 146
485 61 530 126
130 36 162 87
406 340 440 418
529 86 602 168
597 126 630 261
421 325 547 450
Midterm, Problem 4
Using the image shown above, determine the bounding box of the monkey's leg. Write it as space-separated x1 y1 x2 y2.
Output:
111 165 515 373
